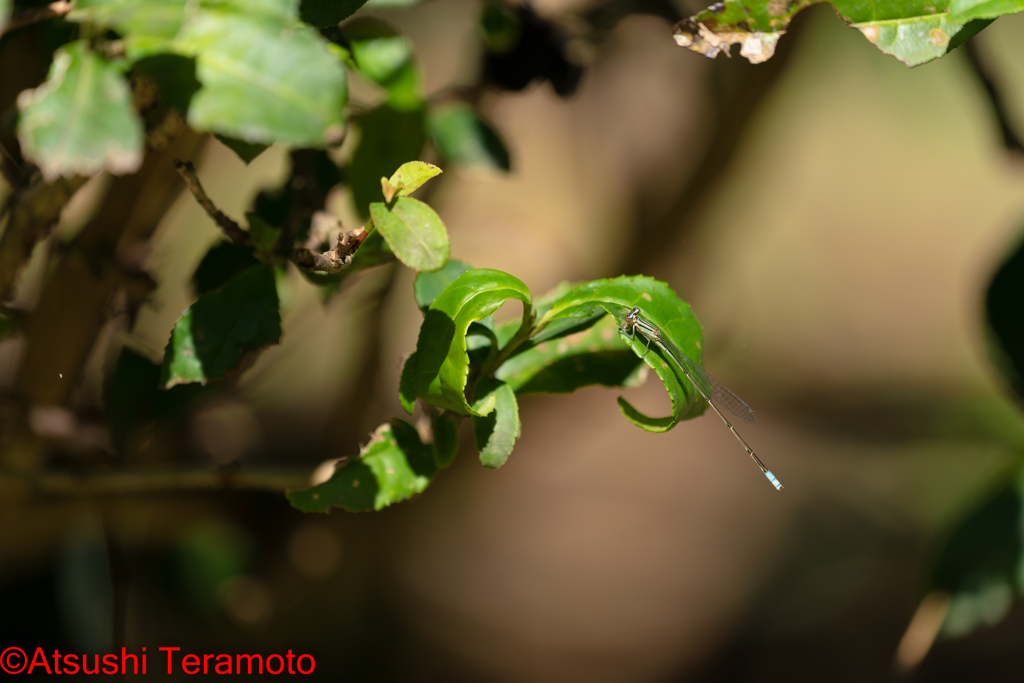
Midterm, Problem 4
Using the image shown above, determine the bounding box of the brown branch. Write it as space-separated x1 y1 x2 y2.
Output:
0 175 89 303
2 1 72 36
0 465 314 497
172 159 252 246
292 223 368 274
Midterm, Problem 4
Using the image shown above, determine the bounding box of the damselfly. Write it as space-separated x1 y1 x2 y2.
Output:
619 306 782 491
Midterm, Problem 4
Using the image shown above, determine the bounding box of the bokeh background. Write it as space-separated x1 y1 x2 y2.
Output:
3 1 1024 680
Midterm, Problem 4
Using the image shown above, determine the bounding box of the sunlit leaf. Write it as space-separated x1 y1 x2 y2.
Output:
471 379 520 468
411 268 532 416
369 197 449 272
16 41 143 181
675 0 1023 67
387 160 442 198
70 0 186 60
536 276 705 432
349 105 426 216
176 7 347 146
287 420 437 512
343 18 420 106
161 265 281 387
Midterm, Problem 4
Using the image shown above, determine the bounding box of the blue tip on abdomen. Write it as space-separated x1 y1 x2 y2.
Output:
764 470 783 490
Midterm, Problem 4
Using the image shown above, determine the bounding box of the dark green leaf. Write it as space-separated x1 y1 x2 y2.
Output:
414 259 475 310
70 0 186 60
287 419 436 512
300 0 369 26
429 103 511 172
536 276 705 432
987 226 1024 401
245 212 281 252
0 313 16 341
398 351 418 414
349 105 426 216
675 0 1022 67
17 41 143 181
162 265 282 387
471 379 520 468
411 268 532 416
369 197 449 272
192 241 261 295
496 314 646 395
930 467 1024 637
431 412 459 468
133 54 201 113
105 347 161 444
215 135 269 165
176 7 347 146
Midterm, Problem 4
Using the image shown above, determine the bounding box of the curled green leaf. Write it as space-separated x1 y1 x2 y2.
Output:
536 276 705 432
411 268 532 416
472 379 520 468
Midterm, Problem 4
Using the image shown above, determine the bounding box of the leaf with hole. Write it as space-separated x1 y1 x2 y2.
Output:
16 41 143 181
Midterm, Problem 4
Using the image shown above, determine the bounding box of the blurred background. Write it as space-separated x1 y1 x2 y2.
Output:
2 0 1024 680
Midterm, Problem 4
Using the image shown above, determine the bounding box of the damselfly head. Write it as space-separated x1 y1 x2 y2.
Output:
626 307 641 322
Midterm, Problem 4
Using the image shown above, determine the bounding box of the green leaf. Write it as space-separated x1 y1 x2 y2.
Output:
70 0 187 60
192 241 261 295
929 466 1024 637
300 0 369 26
349 105 426 216
414 259 475 310
176 7 347 146
16 41 143 182
950 0 1024 21
215 135 269 164
0 0 10 34
133 54 201 113
287 420 436 512
429 103 511 172
675 0 1022 67
161 265 282 387
398 352 418 415
369 196 449 272
387 160 442 198
411 268 532 416
471 379 520 468
496 313 646 395
343 18 420 106
987 225 1024 401
245 212 281 253
431 412 459 468
535 276 705 432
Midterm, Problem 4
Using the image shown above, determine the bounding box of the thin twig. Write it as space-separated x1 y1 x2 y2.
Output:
172 159 252 246
2 1 72 36
0 465 315 497
964 39 1024 155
